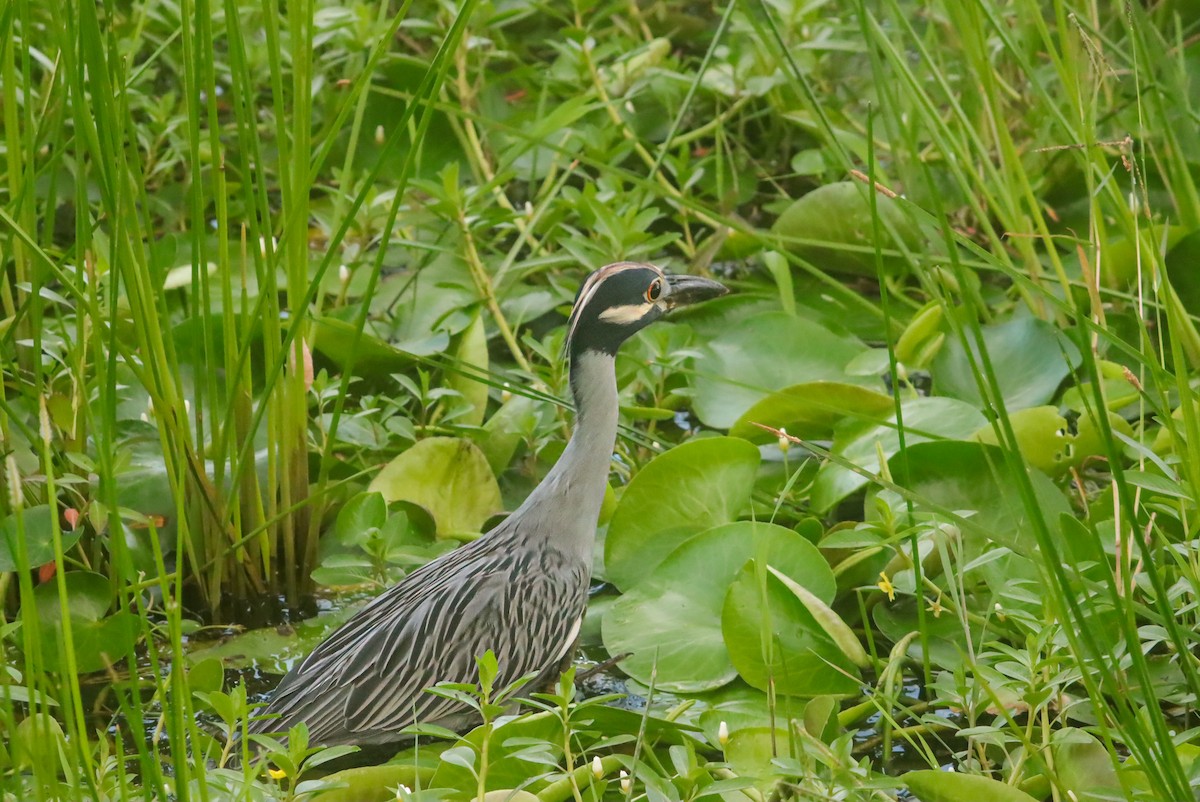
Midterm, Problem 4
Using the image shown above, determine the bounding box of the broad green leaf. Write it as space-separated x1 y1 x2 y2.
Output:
33 572 139 673
187 600 366 672
933 316 1081 411
972 405 1071 475
1052 728 1121 801
603 522 833 693
447 313 490 427
771 181 924 277
903 770 1040 802
729 381 894 443
369 437 502 536
476 393 541 475
690 313 870 430
766 566 869 667
35 570 111 622
811 397 986 512
604 437 760 591
873 440 1071 554
0 505 81 573
334 492 388 544
723 727 789 782
722 562 859 698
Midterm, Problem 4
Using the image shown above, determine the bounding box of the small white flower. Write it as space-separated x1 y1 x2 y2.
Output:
591 755 603 779
718 720 730 747
619 769 631 794
778 427 790 454
375 124 385 145
339 264 351 285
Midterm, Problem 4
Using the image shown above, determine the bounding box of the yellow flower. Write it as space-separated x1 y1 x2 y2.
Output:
926 594 943 618
267 767 287 780
877 571 895 602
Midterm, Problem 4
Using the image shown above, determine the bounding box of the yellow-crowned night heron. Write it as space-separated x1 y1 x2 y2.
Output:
252 263 727 746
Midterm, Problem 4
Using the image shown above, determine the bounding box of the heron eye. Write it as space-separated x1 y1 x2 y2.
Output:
645 279 663 302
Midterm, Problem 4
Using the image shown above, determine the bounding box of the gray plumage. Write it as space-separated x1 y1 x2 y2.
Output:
251 263 727 747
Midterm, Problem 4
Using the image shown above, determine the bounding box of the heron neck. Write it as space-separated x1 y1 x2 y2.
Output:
513 350 618 558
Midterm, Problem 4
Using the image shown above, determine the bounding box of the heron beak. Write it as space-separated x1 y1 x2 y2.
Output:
664 274 729 310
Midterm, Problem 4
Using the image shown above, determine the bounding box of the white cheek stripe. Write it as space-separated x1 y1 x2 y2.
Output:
599 303 653 324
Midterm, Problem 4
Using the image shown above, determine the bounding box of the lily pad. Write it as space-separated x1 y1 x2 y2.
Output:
187 599 366 673
604 437 760 591
689 312 871 430
932 316 1081 411
0 505 80 573
34 571 139 674
771 181 924 277
971 405 1071 475
811 397 986 513
729 381 895 443
369 437 503 536
603 522 834 693
872 440 1071 555
722 562 860 698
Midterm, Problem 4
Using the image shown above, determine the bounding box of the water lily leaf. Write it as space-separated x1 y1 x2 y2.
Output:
690 312 871 430
873 440 1071 555
187 600 366 673
34 572 139 673
604 437 760 591
723 727 789 782
933 316 1081 411
771 181 924 277
722 561 859 698
1051 728 1121 800
729 381 894 443
903 770 1040 802
972 405 1072 475
0 505 81 573
603 522 833 693
873 598 977 672
811 397 987 513
369 437 502 536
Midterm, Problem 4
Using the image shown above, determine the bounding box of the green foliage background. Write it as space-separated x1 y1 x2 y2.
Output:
3 0 1200 799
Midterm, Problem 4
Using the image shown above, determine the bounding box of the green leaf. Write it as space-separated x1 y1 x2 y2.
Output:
603 522 833 693
1051 728 1121 800
334 492 388 545
811 397 987 512
311 315 424 374
766 566 869 667
902 770 1040 802
770 181 925 277
722 562 859 698
448 313 490 427
971 405 1072 475
690 312 870 430
933 316 1081 411
369 437 502 536
729 381 894 443
33 572 139 673
604 437 760 590
873 440 1071 554
0 505 81 573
